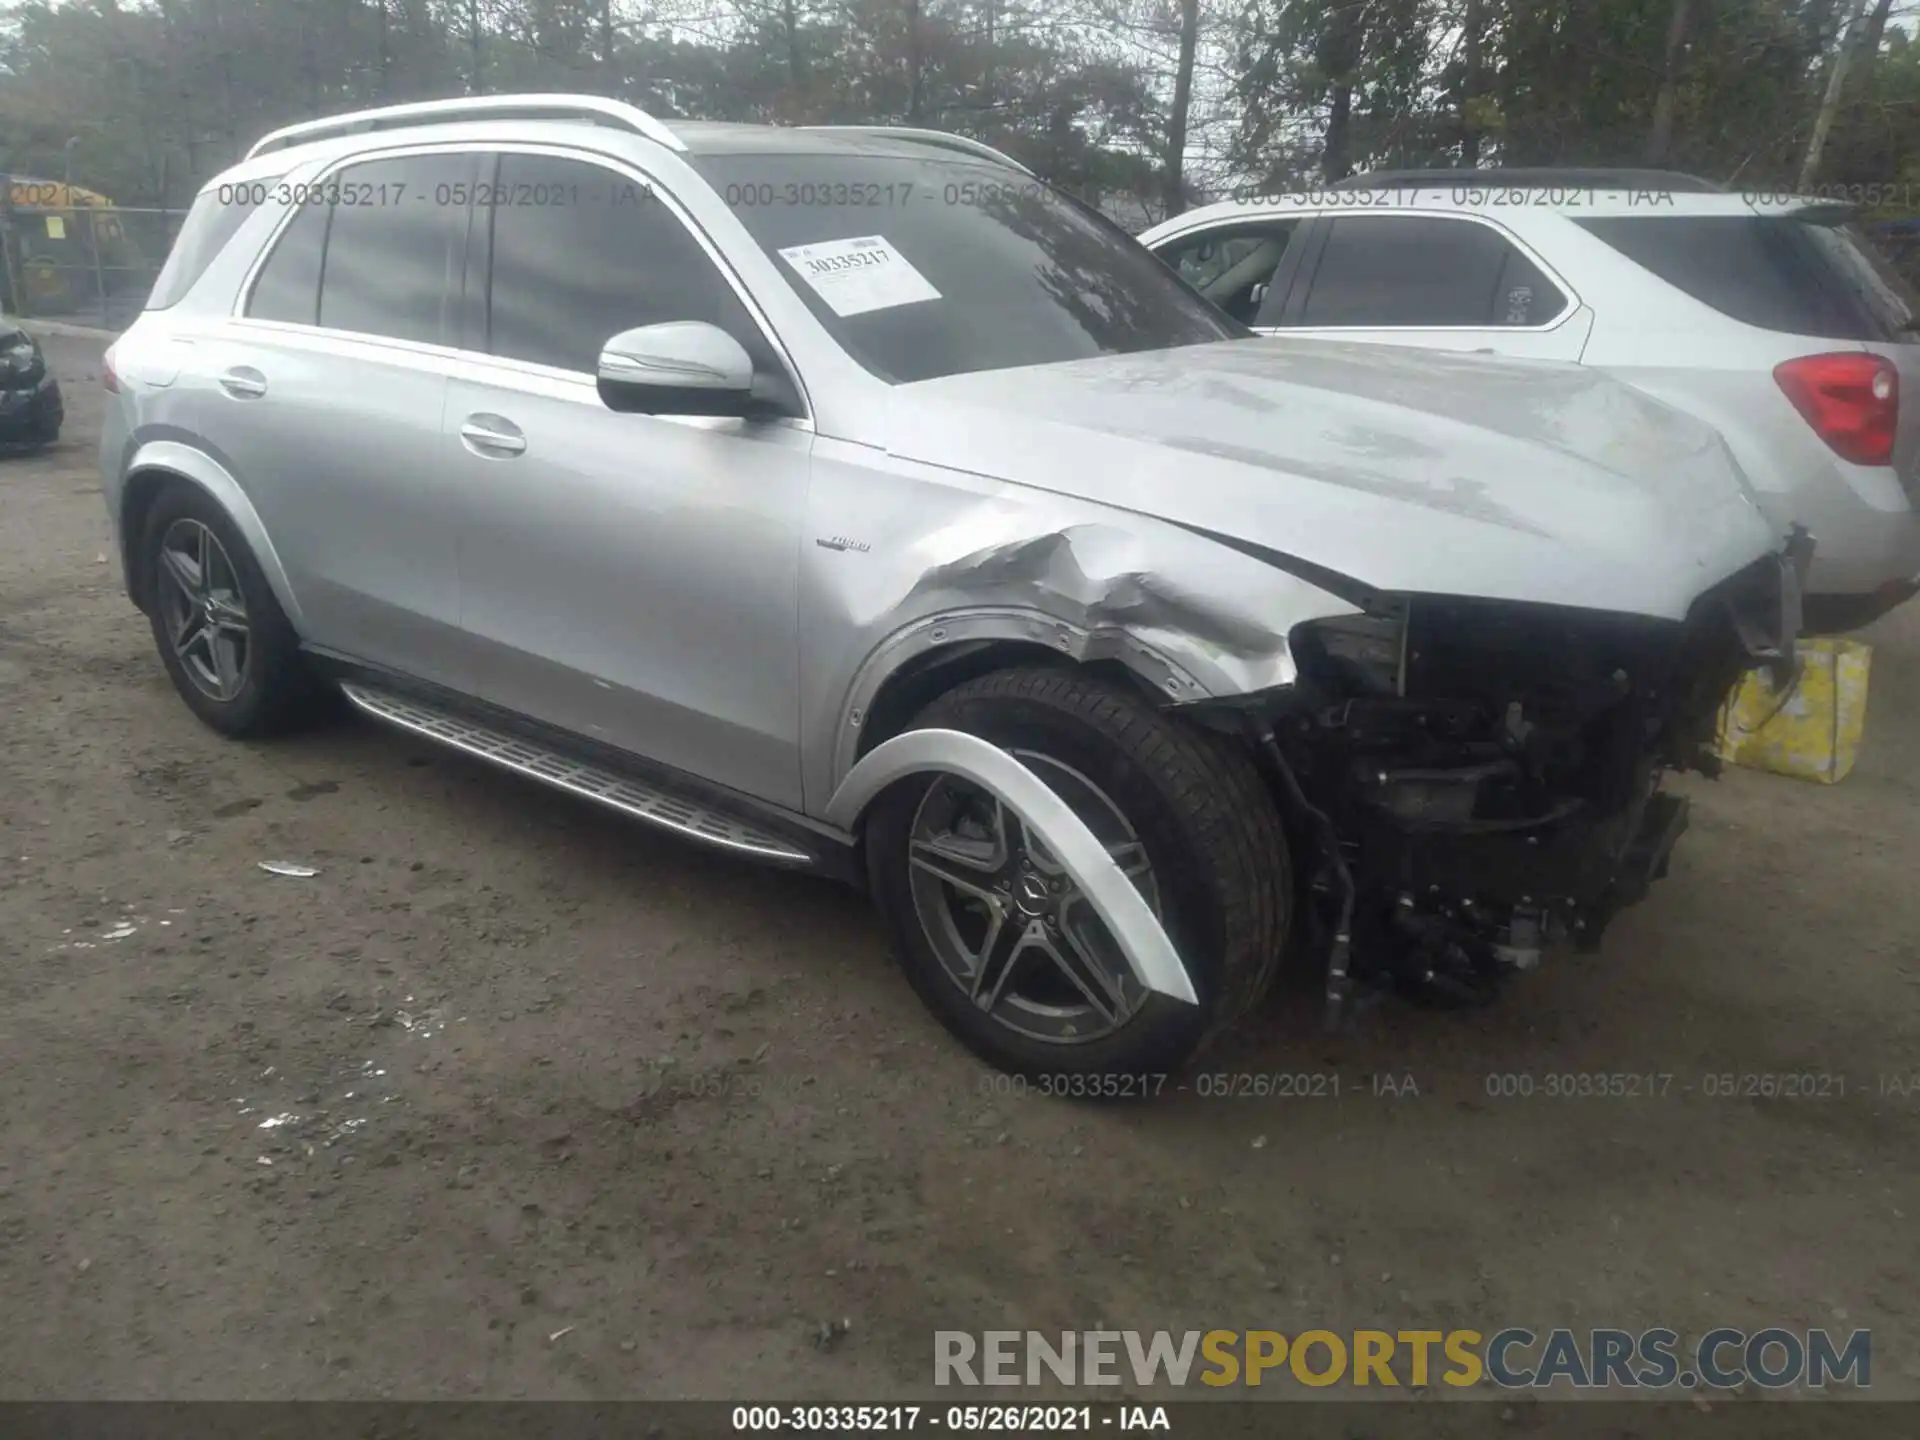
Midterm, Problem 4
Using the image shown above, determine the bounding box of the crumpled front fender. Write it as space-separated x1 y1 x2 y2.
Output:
823 728 1198 1006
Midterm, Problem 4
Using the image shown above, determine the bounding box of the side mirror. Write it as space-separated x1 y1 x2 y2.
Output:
597 321 755 417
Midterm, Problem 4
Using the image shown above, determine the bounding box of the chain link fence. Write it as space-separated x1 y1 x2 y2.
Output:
0 202 187 332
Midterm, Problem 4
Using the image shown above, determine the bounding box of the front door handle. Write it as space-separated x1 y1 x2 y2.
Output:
459 414 527 458
217 367 268 399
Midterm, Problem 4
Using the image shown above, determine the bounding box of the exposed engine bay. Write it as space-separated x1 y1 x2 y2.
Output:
1217 532 1813 1026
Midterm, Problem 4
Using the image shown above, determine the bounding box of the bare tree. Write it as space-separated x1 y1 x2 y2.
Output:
1460 0 1483 165
1163 0 1199 212
1800 0 1871 189
1647 0 1691 163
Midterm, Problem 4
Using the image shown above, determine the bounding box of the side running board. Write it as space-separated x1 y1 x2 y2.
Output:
339 683 815 866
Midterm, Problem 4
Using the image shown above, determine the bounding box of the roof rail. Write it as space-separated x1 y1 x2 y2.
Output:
246 93 687 161
1329 166 1725 194
800 125 1033 177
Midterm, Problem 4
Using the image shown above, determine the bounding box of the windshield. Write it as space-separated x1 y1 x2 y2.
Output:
690 151 1245 384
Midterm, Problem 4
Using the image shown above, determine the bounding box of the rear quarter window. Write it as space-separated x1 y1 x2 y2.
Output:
1575 214 1917 342
146 178 283 311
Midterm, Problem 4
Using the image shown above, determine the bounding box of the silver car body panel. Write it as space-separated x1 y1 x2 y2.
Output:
109 437 309 631
881 340 1773 618
105 109 1782 852
823 728 1197 1004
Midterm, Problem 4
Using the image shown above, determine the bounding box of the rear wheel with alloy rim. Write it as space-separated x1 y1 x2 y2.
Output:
867 666 1292 1081
154 518 253 703
141 481 323 736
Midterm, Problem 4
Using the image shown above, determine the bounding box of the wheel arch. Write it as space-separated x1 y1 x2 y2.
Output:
827 609 1219 823
119 442 305 631
823 725 1198 1006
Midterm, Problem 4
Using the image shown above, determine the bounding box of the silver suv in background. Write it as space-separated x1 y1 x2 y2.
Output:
102 99 1804 1082
1140 169 1920 634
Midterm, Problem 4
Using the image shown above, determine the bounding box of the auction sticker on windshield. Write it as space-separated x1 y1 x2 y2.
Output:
777 235 941 317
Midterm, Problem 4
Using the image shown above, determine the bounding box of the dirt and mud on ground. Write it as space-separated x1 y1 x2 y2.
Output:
1 331 1916 1409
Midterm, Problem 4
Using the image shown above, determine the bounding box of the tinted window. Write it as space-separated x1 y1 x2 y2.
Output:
1576 215 1918 341
1297 215 1565 327
485 153 774 375
245 199 328 324
1492 244 1565 326
1158 223 1297 325
317 153 473 344
149 175 283 310
691 152 1244 384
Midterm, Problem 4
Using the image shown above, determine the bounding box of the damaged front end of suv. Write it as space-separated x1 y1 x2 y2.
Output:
1228 530 1813 1025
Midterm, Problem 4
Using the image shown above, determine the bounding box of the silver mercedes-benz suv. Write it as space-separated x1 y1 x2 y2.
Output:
102 94 1806 1082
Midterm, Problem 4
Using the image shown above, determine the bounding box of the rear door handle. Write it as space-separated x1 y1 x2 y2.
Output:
459 414 527 458
217 367 268 399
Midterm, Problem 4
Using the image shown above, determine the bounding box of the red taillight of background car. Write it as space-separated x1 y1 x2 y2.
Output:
101 346 120 394
1773 352 1899 466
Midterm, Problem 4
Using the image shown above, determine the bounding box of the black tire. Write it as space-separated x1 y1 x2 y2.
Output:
140 481 323 737
866 666 1292 1081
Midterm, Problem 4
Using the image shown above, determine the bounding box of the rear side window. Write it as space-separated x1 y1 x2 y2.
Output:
246 201 328 324
1575 215 1919 342
1294 215 1567 328
147 176 283 310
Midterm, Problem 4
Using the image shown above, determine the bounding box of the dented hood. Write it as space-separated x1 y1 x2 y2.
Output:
884 338 1778 621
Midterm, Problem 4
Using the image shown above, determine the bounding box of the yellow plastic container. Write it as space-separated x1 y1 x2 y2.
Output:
1713 638 1871 784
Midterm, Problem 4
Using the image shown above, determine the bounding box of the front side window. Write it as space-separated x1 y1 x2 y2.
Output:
1295 215 1566 328
1157 223 1298 325
690 151 1244 384
483 152 777 376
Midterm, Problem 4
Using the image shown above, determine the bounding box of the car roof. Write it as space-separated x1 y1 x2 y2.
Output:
669 120 970 162
1149 190 1860 233
216 98 1026 193
1330 166 1726 193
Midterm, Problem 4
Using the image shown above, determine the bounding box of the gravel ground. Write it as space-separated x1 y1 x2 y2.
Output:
1 330 1916 1406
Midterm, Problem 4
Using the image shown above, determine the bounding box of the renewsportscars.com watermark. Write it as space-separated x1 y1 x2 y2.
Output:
934 1328 1872 1391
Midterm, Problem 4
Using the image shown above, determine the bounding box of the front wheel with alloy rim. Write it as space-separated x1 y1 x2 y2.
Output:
866 667 1292 1081
141 482 322 736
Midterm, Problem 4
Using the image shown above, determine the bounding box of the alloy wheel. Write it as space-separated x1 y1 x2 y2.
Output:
155 518 252 702
906 751 1161 1044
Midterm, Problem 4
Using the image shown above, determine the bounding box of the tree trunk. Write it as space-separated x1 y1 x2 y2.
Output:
981 0 995 110
209 0 238 150
467 0 484 95
1163 0 1200 215
1460 0 1483 166
600 0 616 95
1324 84 1353 180
374 0 389 100
300 5 322 116
1800 0 1870 190
1320 0 1364 181
784 0 806 89
905 0 924 121
1646 0 1691 164
1860 0 1896 64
